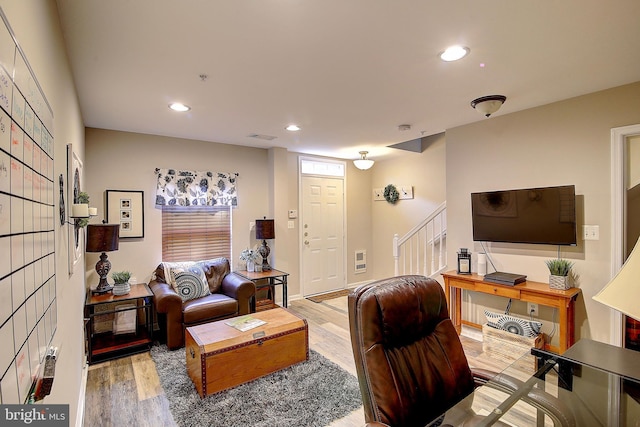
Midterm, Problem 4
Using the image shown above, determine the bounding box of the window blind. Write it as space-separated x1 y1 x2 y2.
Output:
162 205 231 262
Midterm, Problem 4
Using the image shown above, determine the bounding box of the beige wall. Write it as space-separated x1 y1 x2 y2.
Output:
84 128 270 285
0 0 85 423
370 133 448 279
445 81 640 346
6 0 640 417
85 130 377 301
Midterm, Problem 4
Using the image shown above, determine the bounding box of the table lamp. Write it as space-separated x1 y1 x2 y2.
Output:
255 217 275 271
86 224 120 294
593 236 640 321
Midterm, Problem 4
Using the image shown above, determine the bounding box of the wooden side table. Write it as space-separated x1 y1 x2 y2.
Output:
441 271 581 353
84 283 154 364
235 269 289 311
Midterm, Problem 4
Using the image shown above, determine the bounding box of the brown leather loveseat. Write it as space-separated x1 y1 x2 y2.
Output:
149 257 255 350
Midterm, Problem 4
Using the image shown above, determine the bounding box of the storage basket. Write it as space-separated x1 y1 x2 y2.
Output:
482 324 543 370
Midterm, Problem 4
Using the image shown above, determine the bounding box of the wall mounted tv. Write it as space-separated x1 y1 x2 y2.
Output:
471 185 577 246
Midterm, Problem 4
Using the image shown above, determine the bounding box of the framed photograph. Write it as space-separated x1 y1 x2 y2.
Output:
106 190 144 238
67 143 83 275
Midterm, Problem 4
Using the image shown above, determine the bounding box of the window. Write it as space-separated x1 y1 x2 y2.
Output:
300 158 345 177
162 205 231 262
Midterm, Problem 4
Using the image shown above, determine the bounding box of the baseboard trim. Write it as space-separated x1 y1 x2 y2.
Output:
290 280 374 303
461 325 483 341
76 359 88 427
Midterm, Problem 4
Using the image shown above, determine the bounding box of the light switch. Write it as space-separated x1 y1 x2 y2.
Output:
583 225 599 240
288 220 295 229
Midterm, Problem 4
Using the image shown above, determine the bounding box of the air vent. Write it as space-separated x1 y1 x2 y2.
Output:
247 134 277 141
355 250 366 274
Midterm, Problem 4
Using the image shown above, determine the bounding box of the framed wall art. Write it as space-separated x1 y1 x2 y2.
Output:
106 190 145 238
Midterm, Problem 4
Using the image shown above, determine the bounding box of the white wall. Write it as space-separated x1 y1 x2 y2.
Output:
0 1 86 424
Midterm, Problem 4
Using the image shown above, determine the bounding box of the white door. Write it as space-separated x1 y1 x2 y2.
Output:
301 175 345 296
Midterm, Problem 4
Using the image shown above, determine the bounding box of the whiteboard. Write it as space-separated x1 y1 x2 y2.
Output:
0 7 56 404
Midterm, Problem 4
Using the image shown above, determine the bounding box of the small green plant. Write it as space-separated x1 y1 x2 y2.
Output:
545 259 573 276
77 191 90 204
111 271 131 284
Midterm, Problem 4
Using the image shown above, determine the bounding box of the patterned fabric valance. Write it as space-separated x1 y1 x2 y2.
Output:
155 168 239 207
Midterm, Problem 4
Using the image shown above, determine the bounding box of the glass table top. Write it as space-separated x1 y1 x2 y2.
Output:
435 341 640 426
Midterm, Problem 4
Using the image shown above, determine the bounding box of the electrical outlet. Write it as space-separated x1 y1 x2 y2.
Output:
527 302 539 317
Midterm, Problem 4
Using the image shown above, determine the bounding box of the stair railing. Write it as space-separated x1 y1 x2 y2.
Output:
393 201 447 277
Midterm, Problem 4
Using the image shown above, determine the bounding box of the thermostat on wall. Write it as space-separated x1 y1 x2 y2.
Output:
288 210 298 219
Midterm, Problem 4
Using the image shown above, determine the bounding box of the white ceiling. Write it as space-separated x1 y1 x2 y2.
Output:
55 0 640 162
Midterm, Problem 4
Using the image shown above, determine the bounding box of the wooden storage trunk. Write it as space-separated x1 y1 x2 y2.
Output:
482 324 543 369
185 307 309 397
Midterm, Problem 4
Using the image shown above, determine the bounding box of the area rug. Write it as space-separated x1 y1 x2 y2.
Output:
150 345 362 427
306 289 351 303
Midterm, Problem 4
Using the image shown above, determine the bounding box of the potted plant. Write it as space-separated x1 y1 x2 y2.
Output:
111 271 132 296
75 191 91 227
239 248 261 272
545 259 573 290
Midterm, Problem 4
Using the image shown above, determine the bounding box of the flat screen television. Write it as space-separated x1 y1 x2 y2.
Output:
471 185 577 246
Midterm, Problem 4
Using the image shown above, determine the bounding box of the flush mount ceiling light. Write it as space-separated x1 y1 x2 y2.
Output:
168 102 191 112
285 124 301 131
470 95 507 117
353 151 375 170
439 45 470 62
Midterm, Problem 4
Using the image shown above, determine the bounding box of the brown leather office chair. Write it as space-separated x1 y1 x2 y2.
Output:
348 275 576 427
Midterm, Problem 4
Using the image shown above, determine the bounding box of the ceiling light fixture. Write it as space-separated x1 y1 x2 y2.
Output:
353 151 374 170
169 102 191 112
285 124 301 131
440 45 470 62
470 95 507 117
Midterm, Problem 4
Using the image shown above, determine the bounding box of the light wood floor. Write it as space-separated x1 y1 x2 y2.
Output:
83 296 512 427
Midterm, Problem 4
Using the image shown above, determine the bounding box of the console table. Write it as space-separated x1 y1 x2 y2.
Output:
236 269 289 311
441 271 581 353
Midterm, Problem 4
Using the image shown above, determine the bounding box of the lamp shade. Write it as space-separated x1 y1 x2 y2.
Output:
471 95 507 117
354 151 374 170
86 224 120 252
593 237 640 321
255 218 275 240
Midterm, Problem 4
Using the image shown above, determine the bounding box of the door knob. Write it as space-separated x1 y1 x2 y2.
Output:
304 240 309 245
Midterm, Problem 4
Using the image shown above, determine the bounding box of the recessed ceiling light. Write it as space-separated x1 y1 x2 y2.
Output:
169 102 191 112
285 124 301 131
439 45 470 62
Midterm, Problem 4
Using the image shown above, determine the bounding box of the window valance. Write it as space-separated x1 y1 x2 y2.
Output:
155 168 239 207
